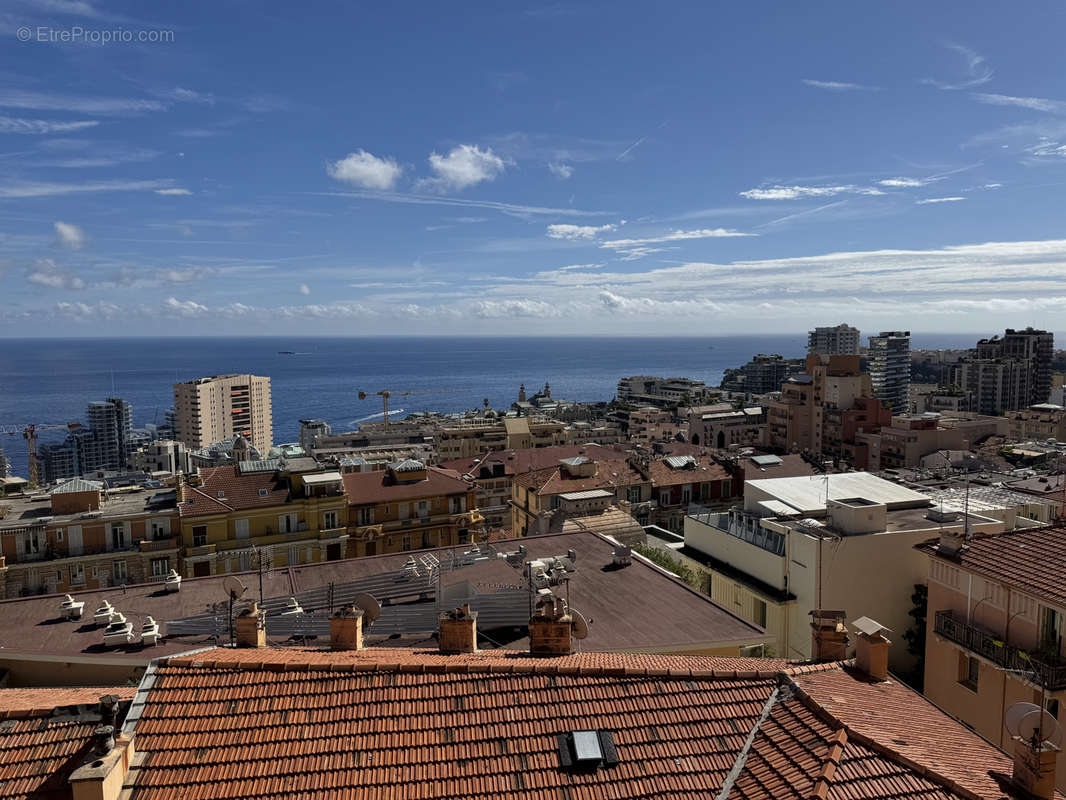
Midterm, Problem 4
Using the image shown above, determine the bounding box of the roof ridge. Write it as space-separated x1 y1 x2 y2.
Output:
158 652 787 681
809 727 847 800
784 674 987 800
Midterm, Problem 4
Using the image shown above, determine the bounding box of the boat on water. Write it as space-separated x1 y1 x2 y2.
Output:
278 350 296 355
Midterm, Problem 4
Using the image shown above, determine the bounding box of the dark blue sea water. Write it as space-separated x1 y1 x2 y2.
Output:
0 334 980 478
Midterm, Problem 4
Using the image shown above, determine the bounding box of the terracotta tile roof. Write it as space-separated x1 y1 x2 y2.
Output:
646 456 730 488
178 466 289 517
0 687 134 717
119 650 1033 800
516 459 647 497
0 689 133 800
441 445 622 479
343 466 473 505
917 525 1066 608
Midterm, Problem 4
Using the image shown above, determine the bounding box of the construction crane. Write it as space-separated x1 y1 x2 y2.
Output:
1 422 81 486
357 390 409 432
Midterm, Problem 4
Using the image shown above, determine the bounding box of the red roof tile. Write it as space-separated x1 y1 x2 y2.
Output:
179 466 289 517
917 525 1066 609
116 649 1034 800
343 467 473 505
0 687 134 717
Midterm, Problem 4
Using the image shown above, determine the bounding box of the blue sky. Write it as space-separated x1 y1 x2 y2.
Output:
2 1 1066 337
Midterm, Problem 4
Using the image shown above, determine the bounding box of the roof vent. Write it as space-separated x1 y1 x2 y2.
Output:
611 545 631 567
557 730 619 770
258 489 268 497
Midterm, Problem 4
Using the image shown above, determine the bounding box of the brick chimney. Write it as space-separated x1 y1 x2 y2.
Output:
852 616 891 681
234 601 266 648
1012 737 1059 800
439 604 478 654
937 528 966 557
68 697 135 800
809 610 848 662
329 604 364 651
529 594 572 656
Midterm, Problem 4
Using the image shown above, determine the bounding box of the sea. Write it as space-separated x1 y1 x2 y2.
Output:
0 334 982 478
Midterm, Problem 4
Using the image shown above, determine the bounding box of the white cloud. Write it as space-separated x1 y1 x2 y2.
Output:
327 149 404 190
417 144 509 192
557 263 604 271
308 188 612 218
0 89 165 114
878 177 932 187
160 87 215 104
54 221 85 249
164 297 210 317
739 184 884 200
548 161 574 179
546 223 617 240
0 116 99 134
26 258 85 289
972 93 1066 114
916 196 966 204
155 268 214 284
154 188 192 196
299 283 311 295
601 228 755 248
471 299 560 318
0 179 173 198
802 79 878 91
1026 139 1066 159
923 43 993 90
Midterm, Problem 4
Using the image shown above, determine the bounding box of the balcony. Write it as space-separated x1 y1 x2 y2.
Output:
934 610 1066 690
140 536 179 552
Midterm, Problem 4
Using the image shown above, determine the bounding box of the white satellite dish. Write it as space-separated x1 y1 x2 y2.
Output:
570 608 589 640
222 576 246 601
354 593 381 624
1006 702 1064 746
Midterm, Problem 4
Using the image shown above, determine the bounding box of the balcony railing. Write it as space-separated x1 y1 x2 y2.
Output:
934 610 1066 690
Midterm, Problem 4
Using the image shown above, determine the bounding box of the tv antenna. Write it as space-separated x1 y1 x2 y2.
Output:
353 593 381 628
222 576 246 646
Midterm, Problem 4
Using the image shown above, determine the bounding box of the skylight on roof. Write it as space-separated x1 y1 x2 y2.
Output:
557 730 619 770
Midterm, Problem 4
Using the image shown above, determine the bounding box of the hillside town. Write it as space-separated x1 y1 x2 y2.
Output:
2 324 1066 798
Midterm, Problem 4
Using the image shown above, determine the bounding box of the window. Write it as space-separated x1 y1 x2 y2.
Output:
323 510 338 530
234 519 250 539
56 529 63 541
151 557 170 577
401 535 411 551
258 488 268 497
110 523 129 550
417 500 428 517
1046 697 1060 720
113 560 128 583
398 502 409 520
753 598 767 628
288 546 300 566
150 518 170 539
238 551 252 571
279 514 298 533
958 654 979 691
1040 607 1063 655
358 507 374 525
24 530 41 554
70 563 85 585
192 526 208 547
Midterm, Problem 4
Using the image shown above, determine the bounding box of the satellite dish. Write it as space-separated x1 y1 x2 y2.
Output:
222 576 246 601
570 608 589 640
354 593 381 624
1006 702 1064 746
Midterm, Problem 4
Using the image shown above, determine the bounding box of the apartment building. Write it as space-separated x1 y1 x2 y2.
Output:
807 322 861 355
854 413 968 471
869 330 911 415
38 398 134 482
178 458 348 577
433 415 565 461
921 526 1066 793
131 439 189 476
173 374 273 454
954 328 1055 414
720 354 801 394
616 375 716 407
682 471 1006 668
0 477 180 598
344 460 481 556
687 405 766 449
1006 404 1066 442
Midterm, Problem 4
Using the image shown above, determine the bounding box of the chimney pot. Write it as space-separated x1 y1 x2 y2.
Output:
330 604 364 651
92 726 114 756
809 610 848 662
234 602 266 649
852 616 891 681
1012 737 1060 799
529 595 573 656
439 604 478 654
98 695 119 728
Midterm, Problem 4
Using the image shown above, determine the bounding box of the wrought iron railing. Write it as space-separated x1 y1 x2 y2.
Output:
934 610 1066 690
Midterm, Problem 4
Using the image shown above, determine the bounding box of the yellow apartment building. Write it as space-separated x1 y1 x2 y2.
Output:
343 460 482 557
178 458 348 576
921 525 1066 794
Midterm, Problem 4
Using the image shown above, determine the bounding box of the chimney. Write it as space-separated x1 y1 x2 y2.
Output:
329 604 364 651
809 610 848 662
937 527 966 557
851 616 891 681
439 604 478 654
68 727 135 800
529 594 572 656
1012 737 1059 800
234 602 266 648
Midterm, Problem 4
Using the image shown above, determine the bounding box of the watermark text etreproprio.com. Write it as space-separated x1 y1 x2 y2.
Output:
17 26 175 45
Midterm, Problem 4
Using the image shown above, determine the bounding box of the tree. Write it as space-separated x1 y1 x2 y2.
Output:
901 583 927 691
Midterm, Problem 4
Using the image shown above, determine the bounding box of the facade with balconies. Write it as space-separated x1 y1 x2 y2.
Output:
919 526 1066 793
0 477 180 597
